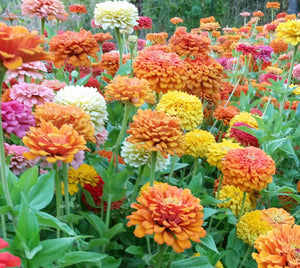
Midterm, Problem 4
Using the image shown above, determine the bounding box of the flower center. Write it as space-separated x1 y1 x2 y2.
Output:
164 196 182 206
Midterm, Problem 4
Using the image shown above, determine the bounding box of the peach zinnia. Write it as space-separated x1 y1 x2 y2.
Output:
105 75 155 107
126 109 185 158
221 147 276 192
0 23 51 70
23 121 87 163
261 208 295 226
127 183 206 253
253 224 300 267
49 29 99 68
133 49 187 94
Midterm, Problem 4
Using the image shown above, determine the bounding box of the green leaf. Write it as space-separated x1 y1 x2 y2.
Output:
295 102 300 120
100 256 122 268
125 246 144 255
201 235 219 254
103 223 124 240
75 73 92 86
79 211 107 236
188 173 203 196
16 167 38 195
0 205 12 215
115 61 131 76
203 208 218 220
57 251 106 266
224 249 240 268
44 23 56 39
86 238 110 249
171 256 214 268
28 171 55 210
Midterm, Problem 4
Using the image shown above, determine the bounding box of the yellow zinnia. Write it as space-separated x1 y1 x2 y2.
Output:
276 19 300 46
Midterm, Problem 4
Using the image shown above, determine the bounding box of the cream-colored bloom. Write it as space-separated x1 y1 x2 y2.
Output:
94 1 138 33
54 85 108 134
121 140 170 171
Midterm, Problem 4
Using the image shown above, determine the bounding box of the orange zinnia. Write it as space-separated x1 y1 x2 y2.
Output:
200 16 215 25
213 104 240 126
146 32 168 44
127 183 206 253
23 121 87 163
93 32 113 43
261 208 295 226
170 17 183 25
0 23 51 70
126 109 185 158
253 11 264 17
270 39 288 54
221 147 276 192
69 4 87 13
34 103 96 143
105 75 155 107
133 49 187 94
49 29 99 68
169 27 211 57
253 224 300 267
266 2 280 9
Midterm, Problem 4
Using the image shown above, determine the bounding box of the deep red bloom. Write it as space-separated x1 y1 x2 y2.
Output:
229 122 260 147
134 16 152 30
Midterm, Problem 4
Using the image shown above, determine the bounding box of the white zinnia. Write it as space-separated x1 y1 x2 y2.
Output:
54 85 108 134
94 1 138 33
121 140 170 171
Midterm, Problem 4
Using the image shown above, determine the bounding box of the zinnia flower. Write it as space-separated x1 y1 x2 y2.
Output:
102 42 117 53
0 23 51 70
68 164 99 188
206 139 242 169
121 139 170 171
54 85 108 134
221 147 276 192
34 102 96 143
269 38 288 54
21 0 67 20
156 90 203 131
261 208 295 226
170 17 183 24
133 49 187 94
94 1 138 33
240 12 251 17
213 105 240 126
23 121 87 163
95 129 108 148
93 33 113 43
253 11 264 17
229 111 259 129
10 82 55 107
134 16 152 30
0 238 21 267
184 129 215 158
276 19 300 46
252 224 300 267
127 183 206 253
4 143 37 175
126 109 185 158
229 122 259 147
105 75 155 107
49 29 99 68
266 2 280 9
236 210 272 245
1 100 35 138
146 32 168 44
217 185 257 217
40 79 67 92
293 64 300 80
69 4 87 13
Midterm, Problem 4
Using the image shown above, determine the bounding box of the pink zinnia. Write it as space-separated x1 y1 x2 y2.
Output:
95 129 108 148
21 0 67 20
102 42 117 53
240 12 251 17
259 73 281 83
4 143 37 175
91 19 102 29
41 79 67 92
1 100 35 138
250 108 263 116
292 64 300 80
236 43 259 57
229 122 259 147
134 16 152 30
137 39 146 51
6 61 47 82
10 82 55 107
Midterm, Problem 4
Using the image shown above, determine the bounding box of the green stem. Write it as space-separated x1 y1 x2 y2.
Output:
62 162 70 216
192 157 198 180
156 244 167 268
238 245 252 268
41 17 45 36
105 195 112 228
115 27 123 66
130 165 146 202
53 163 61 238
149 151 157 187
166 251 176 268
167 154 176 183
280 44 298 114
237 191 247 223
1 215 6 239
146 235 152 255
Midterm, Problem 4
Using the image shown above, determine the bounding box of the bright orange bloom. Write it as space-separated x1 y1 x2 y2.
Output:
97 149 126 165
213 104 240 126
221 147 276 192
69 4 87 13
146 32 168 44
185 54 223 101
127 183 206 253
285 14 297 21
200 16 215 25
253 224 300 267
23 121 87 163
49 29 99 68
133 49 187 94
266 2 280 9
104 75 155 107
0 23 51 70
170 17 183 24
169 27 211 57
212 30 221 38
253 11 264 17
261 208 295 226
34 103 96 143
93 32 113 43
126 109 185 158
270 39 288 54
199 22 221 31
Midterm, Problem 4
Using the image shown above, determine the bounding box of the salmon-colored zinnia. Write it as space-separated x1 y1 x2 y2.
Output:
252 224 300 268
49 29 99 68
261 207 295 226
34 103 96 143
126 109 185 158
23 121 87 163
133 49 187 94
127 183 206 253
0 23 51 70
221 147 276 192
105 75 155 107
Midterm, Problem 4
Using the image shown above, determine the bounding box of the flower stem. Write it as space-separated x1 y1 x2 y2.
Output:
41 17 45 36
192 157 198 180
62 162 70 216
1 215 6 239
166 251 176 268
224 75 242 107
130 165 146 202
167 154 176 183
156 244 167 268
237 191 247 223
53 163 61 238
146 235 152 255
149 151 157 187
105 195 112 228
238 245 252 268
115 27 123 66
